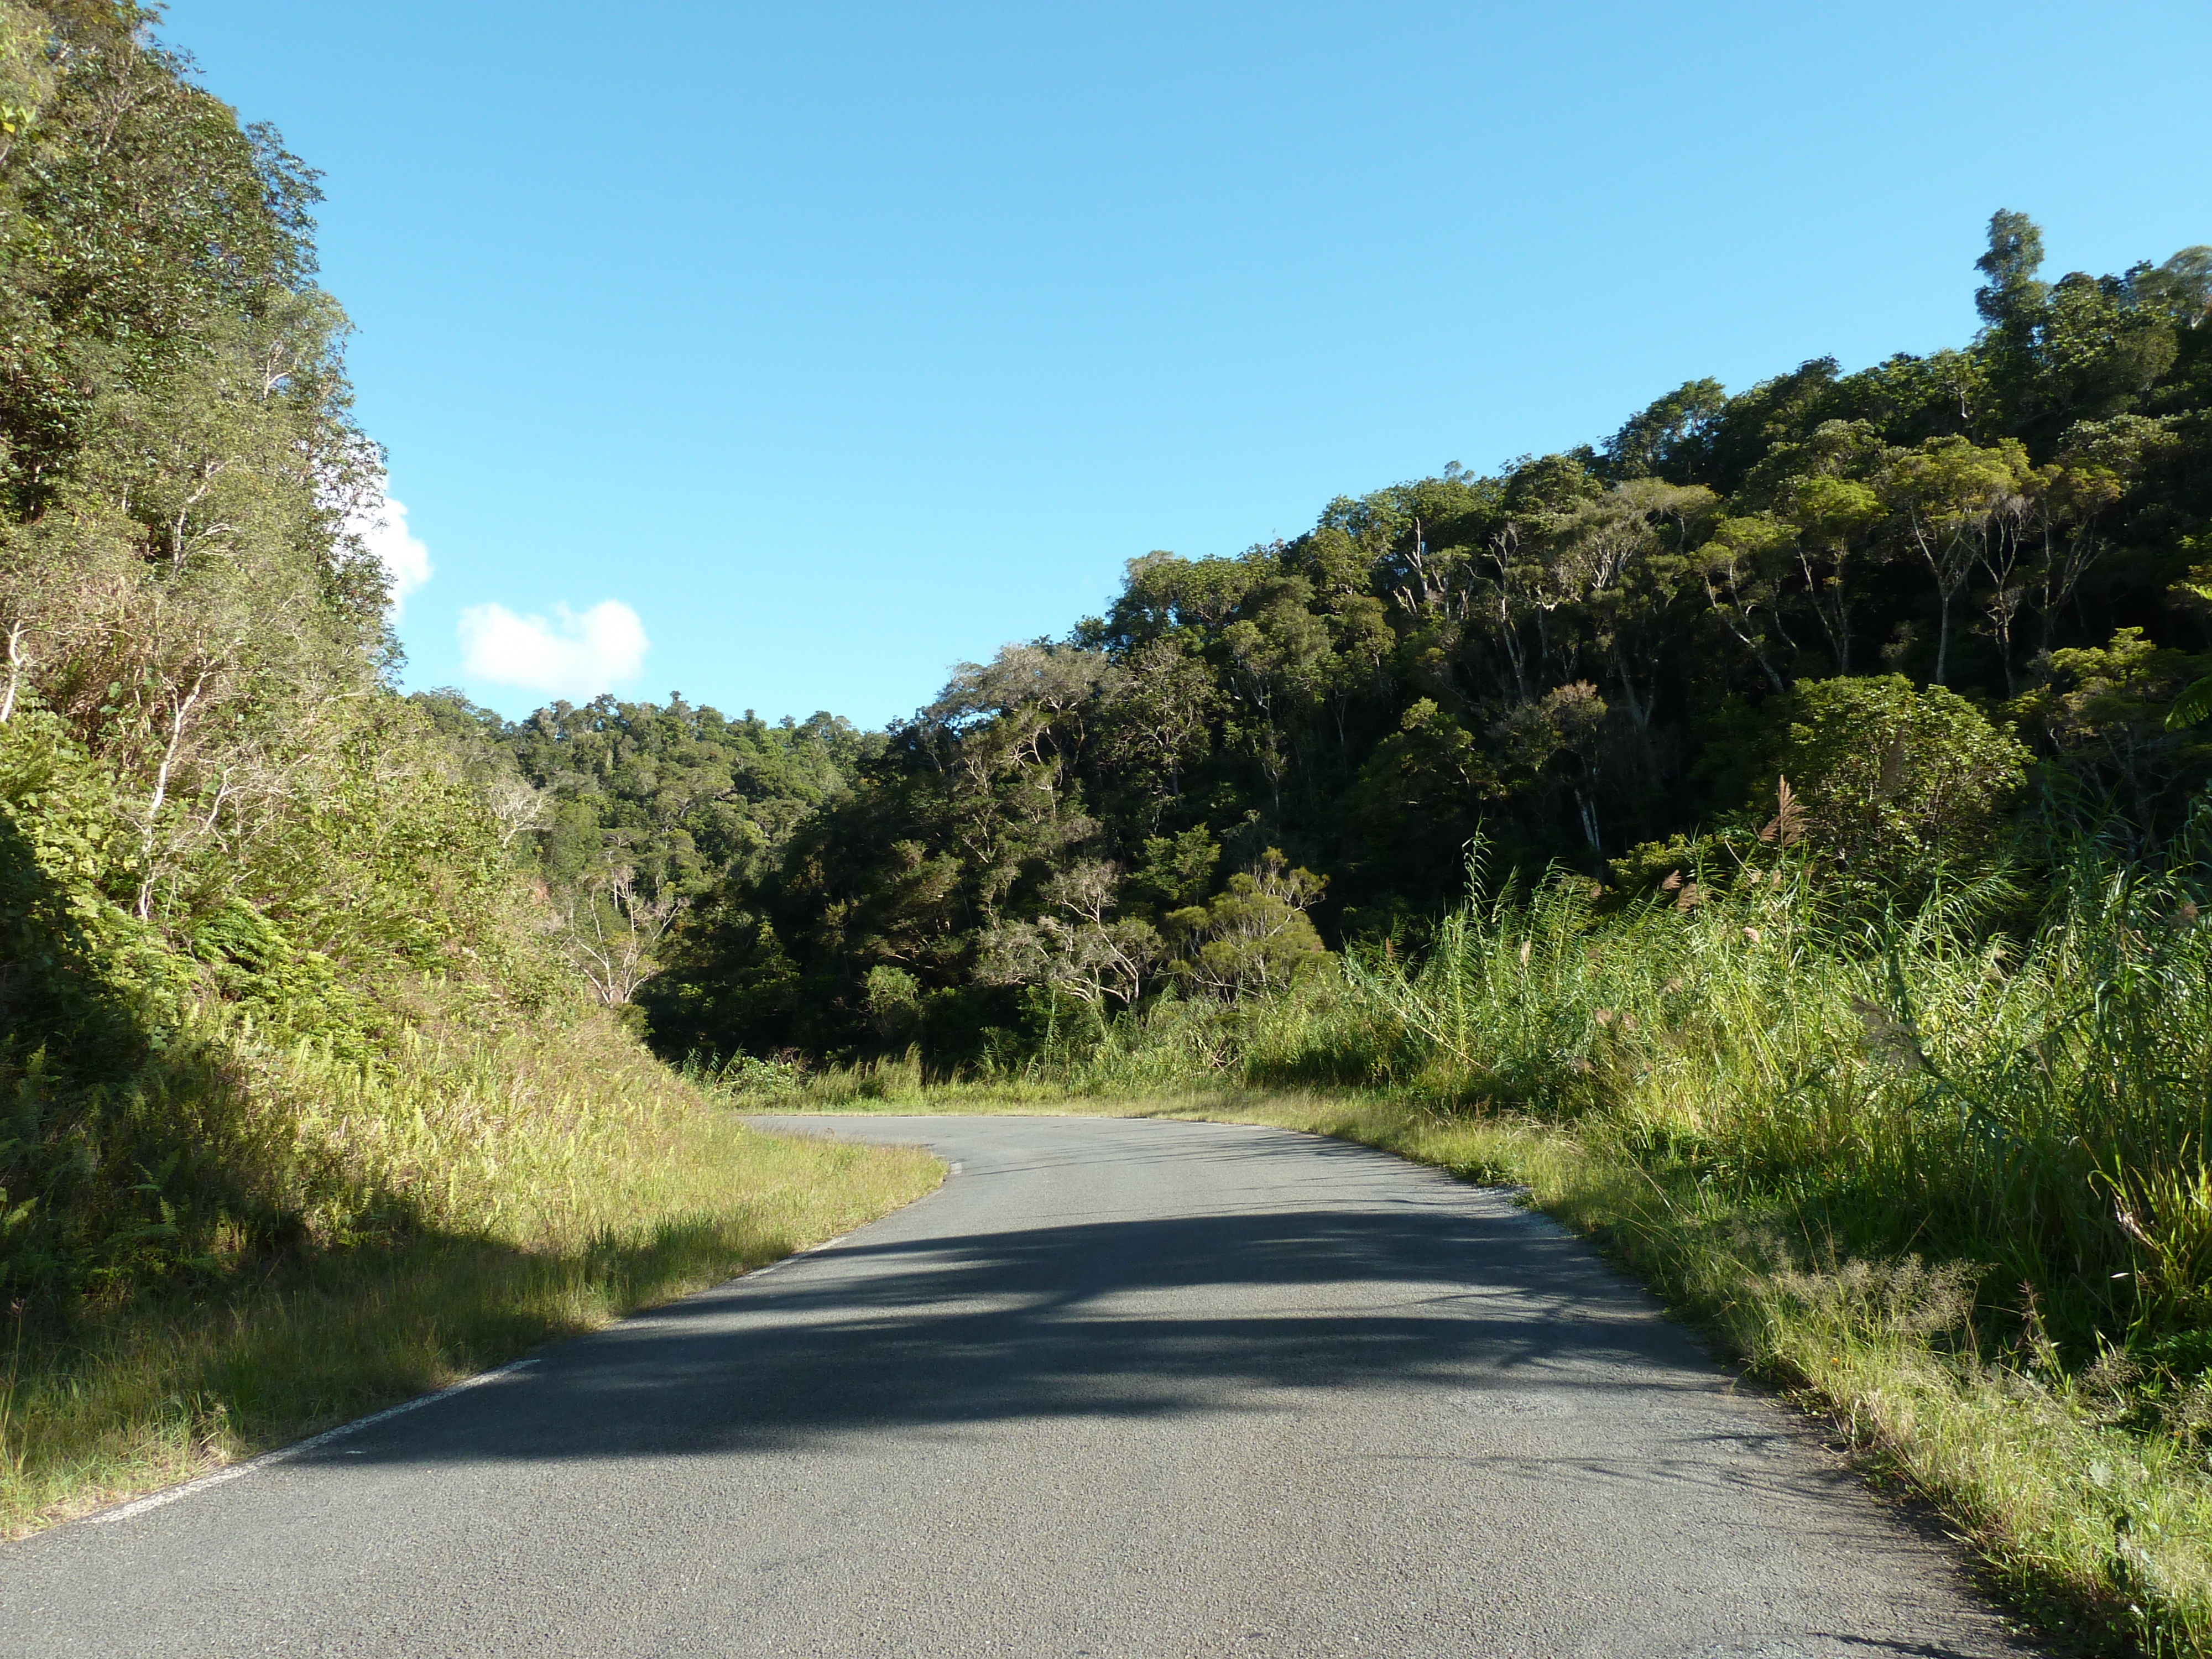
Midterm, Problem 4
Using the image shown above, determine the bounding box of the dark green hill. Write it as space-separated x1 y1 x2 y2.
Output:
540 213 2210 1067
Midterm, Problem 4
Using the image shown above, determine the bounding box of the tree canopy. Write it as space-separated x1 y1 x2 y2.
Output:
565 210 2212 1067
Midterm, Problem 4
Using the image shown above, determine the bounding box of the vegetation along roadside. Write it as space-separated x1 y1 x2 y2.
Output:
0 4 938 1536
4 4 2212 1655
717 810 2212 1657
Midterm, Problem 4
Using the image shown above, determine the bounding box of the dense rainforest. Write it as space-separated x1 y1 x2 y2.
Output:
0 1 624 1314
2 4 2211 1635
468 210 2210 1068
0 7 942 1541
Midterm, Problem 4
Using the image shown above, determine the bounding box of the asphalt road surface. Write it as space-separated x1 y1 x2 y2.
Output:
3 1114 2027 1658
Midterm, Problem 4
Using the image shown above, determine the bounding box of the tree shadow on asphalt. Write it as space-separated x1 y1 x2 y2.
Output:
310 1190 1795 1493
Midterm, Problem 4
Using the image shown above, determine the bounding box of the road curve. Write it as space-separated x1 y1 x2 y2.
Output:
2 1114 2024 1658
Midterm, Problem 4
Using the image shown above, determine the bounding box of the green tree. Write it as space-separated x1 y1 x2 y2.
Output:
1781 676 2031 884
1163 849 1327 998
1878 436 2034 686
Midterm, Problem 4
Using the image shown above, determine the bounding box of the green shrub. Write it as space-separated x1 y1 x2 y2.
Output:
1783 675 2032 886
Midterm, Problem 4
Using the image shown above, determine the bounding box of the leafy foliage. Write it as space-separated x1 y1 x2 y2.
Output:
1780 675 2032 886
601 208 2211 1066
0 4 601 1314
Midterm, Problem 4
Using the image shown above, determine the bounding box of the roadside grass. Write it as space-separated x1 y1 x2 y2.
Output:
0 1018 942 1538
753 1079 2203 1654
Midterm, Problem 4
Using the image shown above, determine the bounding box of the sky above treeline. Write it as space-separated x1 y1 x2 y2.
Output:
166 0 2212 729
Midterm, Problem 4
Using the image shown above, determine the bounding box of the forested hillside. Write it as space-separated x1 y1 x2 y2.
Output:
0 2 709 1316
3 2 2210 1629
503 211 2209 1067
0 7 948 1535
0 0 521 1307
417 692 877 1010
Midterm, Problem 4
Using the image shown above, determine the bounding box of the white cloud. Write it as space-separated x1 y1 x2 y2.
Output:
347 494 434 616
457 599 650 699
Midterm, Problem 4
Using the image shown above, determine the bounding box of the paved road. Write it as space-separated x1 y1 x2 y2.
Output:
3 1115 2024 1658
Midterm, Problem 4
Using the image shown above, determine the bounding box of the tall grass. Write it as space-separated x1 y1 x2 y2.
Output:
718 822 2212 1650
1334 843 2210 1354
1305 836 2212 1648
1021 828 2211 1355
0 1008 942 1536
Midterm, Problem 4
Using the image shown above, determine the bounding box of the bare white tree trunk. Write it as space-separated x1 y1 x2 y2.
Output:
135 673 211 920
560 866 682 1005
0 620 25 723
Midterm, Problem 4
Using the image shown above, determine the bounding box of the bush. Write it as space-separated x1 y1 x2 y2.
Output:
1782 675 2031 886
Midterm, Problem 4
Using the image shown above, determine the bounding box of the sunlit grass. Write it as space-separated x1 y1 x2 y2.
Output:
726 831 2212 1654
753 1078 2211 1652
0 1016 941 1537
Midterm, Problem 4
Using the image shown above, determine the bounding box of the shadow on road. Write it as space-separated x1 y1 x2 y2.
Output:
306 1185 1767 1479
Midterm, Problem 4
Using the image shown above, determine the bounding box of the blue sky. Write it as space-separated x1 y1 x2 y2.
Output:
165 1 2212 728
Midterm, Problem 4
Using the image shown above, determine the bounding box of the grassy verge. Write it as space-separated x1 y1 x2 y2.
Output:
0 1024 942 1538
749 1077 2206 1656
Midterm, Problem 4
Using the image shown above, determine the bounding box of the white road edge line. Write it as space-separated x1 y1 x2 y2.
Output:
91 1146 968 1526
88 1357 545 1526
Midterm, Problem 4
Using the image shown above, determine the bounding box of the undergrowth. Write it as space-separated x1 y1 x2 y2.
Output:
716 813 2212 1655
0 1013 941 1536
